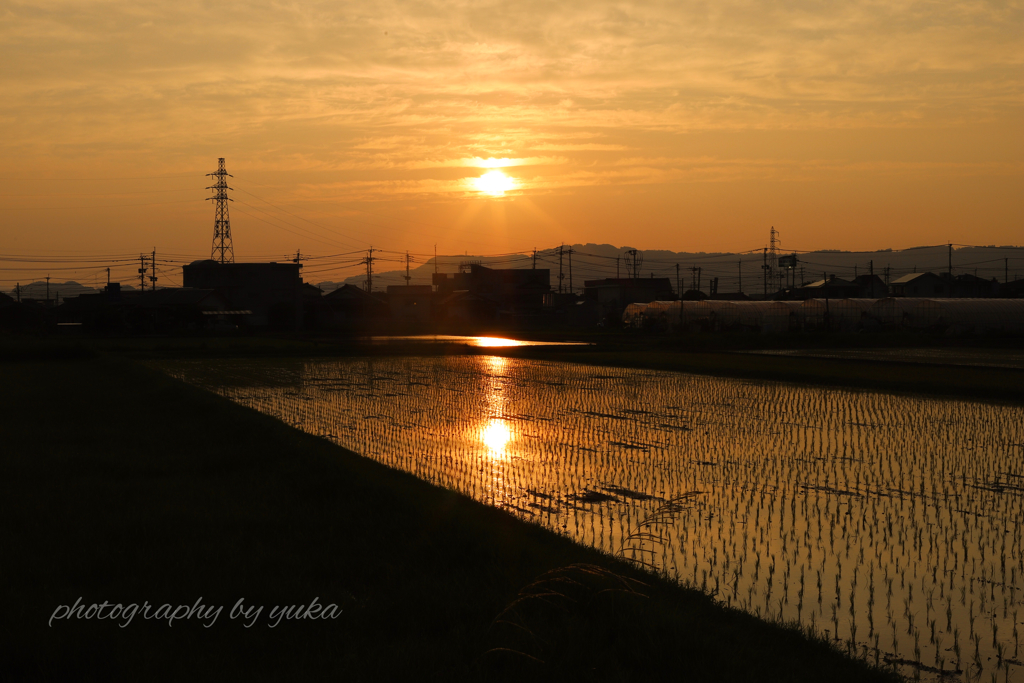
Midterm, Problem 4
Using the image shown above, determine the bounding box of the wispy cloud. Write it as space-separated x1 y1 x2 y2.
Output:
0 0 1020 253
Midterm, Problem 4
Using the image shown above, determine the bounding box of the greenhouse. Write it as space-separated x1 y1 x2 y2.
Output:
623 297 1024 334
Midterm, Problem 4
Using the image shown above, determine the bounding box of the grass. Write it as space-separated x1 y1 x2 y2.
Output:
1 352 903 682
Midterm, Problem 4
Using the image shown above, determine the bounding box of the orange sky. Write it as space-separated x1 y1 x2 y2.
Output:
1 0 1021 285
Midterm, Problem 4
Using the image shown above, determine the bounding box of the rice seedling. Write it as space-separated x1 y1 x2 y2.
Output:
157 354 1024 680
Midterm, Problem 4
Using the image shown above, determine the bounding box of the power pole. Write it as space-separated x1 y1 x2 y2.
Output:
106 267 110 286
434 244 438 274
697 267 702 293
206 158 235 264
762 248 768 299
364 247 376 292
948 243 952 276
557 244 565 294
616 256 620 279
45 275 50 303
532 248 537 270
568 246 574 294
149 248 158 290
404 251 411 286
15 283 20 302
139 255 147 291
624 249 642 280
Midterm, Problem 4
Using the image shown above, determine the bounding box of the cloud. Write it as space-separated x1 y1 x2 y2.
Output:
0 0 1020 255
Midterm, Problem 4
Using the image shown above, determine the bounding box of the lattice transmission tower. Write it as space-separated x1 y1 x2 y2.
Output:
206 158 234 263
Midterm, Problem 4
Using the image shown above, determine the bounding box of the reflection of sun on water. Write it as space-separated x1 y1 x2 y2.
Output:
481 419 512 456
474 336 525 347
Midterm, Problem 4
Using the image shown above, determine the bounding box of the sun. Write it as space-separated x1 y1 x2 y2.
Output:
473 170 515 197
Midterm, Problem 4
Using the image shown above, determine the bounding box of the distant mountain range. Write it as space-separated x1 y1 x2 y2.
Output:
322 243 1023 294
7 243 1019 301
5 281 135 301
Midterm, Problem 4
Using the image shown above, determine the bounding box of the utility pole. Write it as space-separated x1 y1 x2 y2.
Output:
762 248 768 299
568 246 574 295
624 249 642 280
557 244 564 294
15 283 20 302
106 268 110 286
948 243 952 276
139 255 147 291
206 158 235 264
434 244 438 274
616 256 620 279
697 267 702 293
149 248 158 291
364 247 376 292
532 248 537 270
404 251 412 286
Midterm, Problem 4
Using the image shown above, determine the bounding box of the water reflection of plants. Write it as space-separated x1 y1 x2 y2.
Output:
160 356 1024 682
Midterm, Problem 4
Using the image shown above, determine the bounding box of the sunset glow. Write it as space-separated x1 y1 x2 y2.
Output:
0 0 1019 283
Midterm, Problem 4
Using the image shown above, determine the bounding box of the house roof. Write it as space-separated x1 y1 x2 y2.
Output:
891 272 937 285
803 278 857 289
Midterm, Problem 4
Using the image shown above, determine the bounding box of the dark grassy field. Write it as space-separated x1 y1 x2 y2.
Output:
1 352 903 682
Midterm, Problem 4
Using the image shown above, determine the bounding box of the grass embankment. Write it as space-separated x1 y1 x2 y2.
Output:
2 353 900 682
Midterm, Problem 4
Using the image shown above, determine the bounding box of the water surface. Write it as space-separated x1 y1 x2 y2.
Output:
158 356 1024 681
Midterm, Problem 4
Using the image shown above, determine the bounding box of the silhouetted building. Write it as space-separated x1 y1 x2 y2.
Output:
387 285 433 324
889 272 999 298
583 277 675 325
182 260 304 328
1002 279 1024 299
322 284 388 330
851 274 888 298
950 273 1000 298
432 265 550 313
56 288 234 333
790 276 860 300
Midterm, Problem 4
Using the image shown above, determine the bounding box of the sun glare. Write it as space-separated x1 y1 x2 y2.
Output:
473 336 525 347
481 419 513 455
473 170 514 197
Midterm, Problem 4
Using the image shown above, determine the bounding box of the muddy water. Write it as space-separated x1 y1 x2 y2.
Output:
157 355 1024 681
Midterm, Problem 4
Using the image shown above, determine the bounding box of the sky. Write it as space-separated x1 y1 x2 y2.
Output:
1 0 1021 285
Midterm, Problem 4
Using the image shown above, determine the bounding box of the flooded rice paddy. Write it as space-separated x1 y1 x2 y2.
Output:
158 356 1024 681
